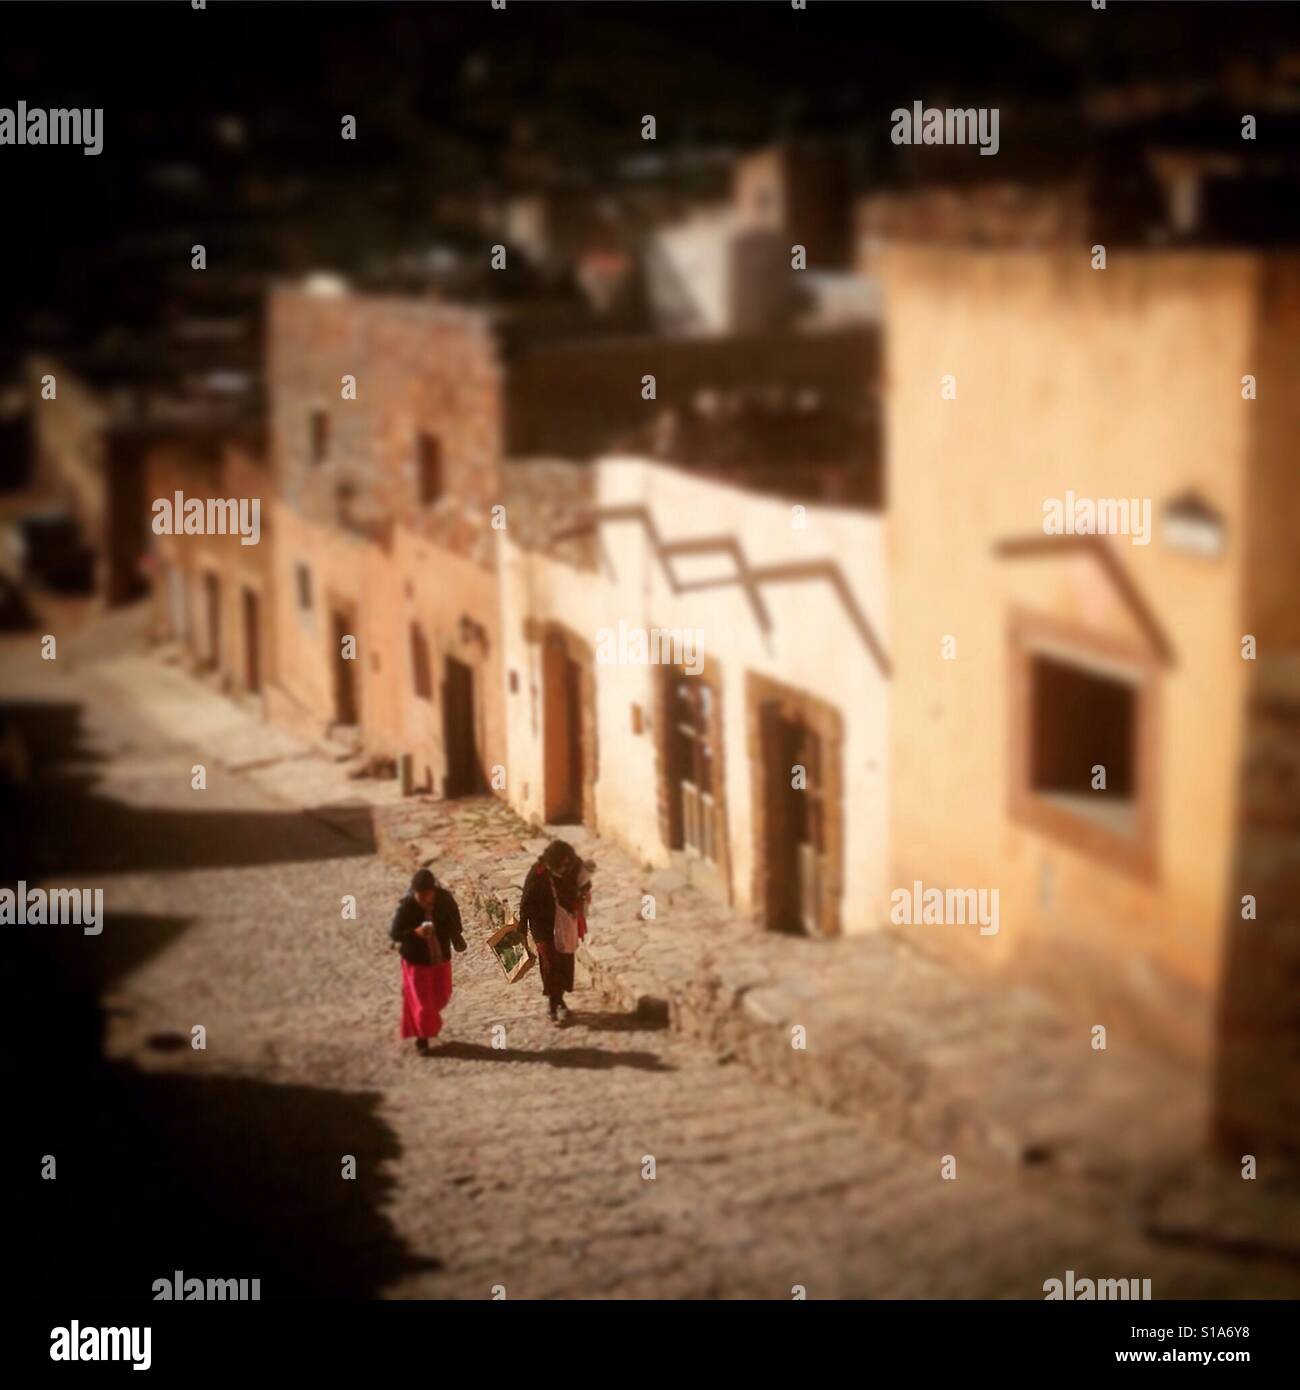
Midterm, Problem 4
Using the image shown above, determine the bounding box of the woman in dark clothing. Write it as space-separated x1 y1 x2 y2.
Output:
389 868 466 1054
520 840 582 1023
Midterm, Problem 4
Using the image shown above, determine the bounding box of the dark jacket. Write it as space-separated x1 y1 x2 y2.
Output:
389 888 465 967
519 863 556 945
521 860 587 946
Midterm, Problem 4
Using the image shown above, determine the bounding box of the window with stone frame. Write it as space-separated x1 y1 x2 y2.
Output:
1008 611 1159 879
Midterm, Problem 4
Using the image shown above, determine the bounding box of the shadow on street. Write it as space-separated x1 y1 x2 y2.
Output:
426 1039 675 1072
1 684 436 1299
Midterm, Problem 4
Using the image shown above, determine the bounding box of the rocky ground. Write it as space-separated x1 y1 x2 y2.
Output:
4 629 1299 1299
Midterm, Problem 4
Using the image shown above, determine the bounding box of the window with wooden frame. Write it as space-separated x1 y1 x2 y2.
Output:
1008 610 1159 879
666 671 719 863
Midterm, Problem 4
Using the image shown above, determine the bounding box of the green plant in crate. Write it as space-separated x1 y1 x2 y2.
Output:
458 878 517 934
464 873 532 981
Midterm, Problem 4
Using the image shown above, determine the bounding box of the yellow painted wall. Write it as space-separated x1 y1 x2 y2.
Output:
883 248 1260 1057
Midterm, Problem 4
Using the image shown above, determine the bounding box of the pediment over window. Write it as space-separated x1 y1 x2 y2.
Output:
993 533 1175 667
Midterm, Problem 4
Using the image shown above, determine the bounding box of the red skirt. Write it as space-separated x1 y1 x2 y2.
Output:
400 958 453 1039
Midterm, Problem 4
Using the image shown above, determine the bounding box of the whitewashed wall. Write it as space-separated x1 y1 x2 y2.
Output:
501 456 890 931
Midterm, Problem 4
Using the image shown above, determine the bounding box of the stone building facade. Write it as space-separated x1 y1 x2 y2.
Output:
145 428 272 703
265 286 505 795
125 228 1298 1158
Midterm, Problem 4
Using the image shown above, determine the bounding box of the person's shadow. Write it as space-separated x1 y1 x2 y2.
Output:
426 1039 674 1072
562 1008 669 1033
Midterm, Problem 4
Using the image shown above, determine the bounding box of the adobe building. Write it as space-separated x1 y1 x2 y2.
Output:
495 262 887 936
499 447 889 939
266 284 505 796
144 425 272 705
881 245 1300 1152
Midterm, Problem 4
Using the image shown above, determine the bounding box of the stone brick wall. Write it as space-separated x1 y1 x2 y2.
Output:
268 288 502 569
1214 655 1300 1158
1212 255 1300 1155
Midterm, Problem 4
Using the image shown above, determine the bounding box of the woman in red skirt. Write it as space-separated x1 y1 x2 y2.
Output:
389 868 466 1055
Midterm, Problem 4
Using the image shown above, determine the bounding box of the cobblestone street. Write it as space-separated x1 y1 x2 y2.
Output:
6 633 1299 1299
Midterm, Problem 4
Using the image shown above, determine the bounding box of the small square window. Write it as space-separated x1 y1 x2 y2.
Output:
1009 613 1158 878
1029 655 1136 834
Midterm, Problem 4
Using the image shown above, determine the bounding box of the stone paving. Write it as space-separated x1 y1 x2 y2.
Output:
7 637 1300 1296
92 652 1221 1187
297 740 1203 1192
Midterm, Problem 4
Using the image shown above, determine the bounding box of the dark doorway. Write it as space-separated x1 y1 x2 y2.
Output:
0 410 32 492
664 668 720 864
106 444 149 606
761 705 825 935
442 656 483 797
331 609 359 726
241 587 261 694
202 572 221 671
543 633 584 823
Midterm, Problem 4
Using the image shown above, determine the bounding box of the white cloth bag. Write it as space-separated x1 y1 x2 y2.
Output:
550 879 581 954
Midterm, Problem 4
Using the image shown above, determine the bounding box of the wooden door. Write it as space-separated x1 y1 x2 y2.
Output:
543 634 583 823
442 656 482 797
